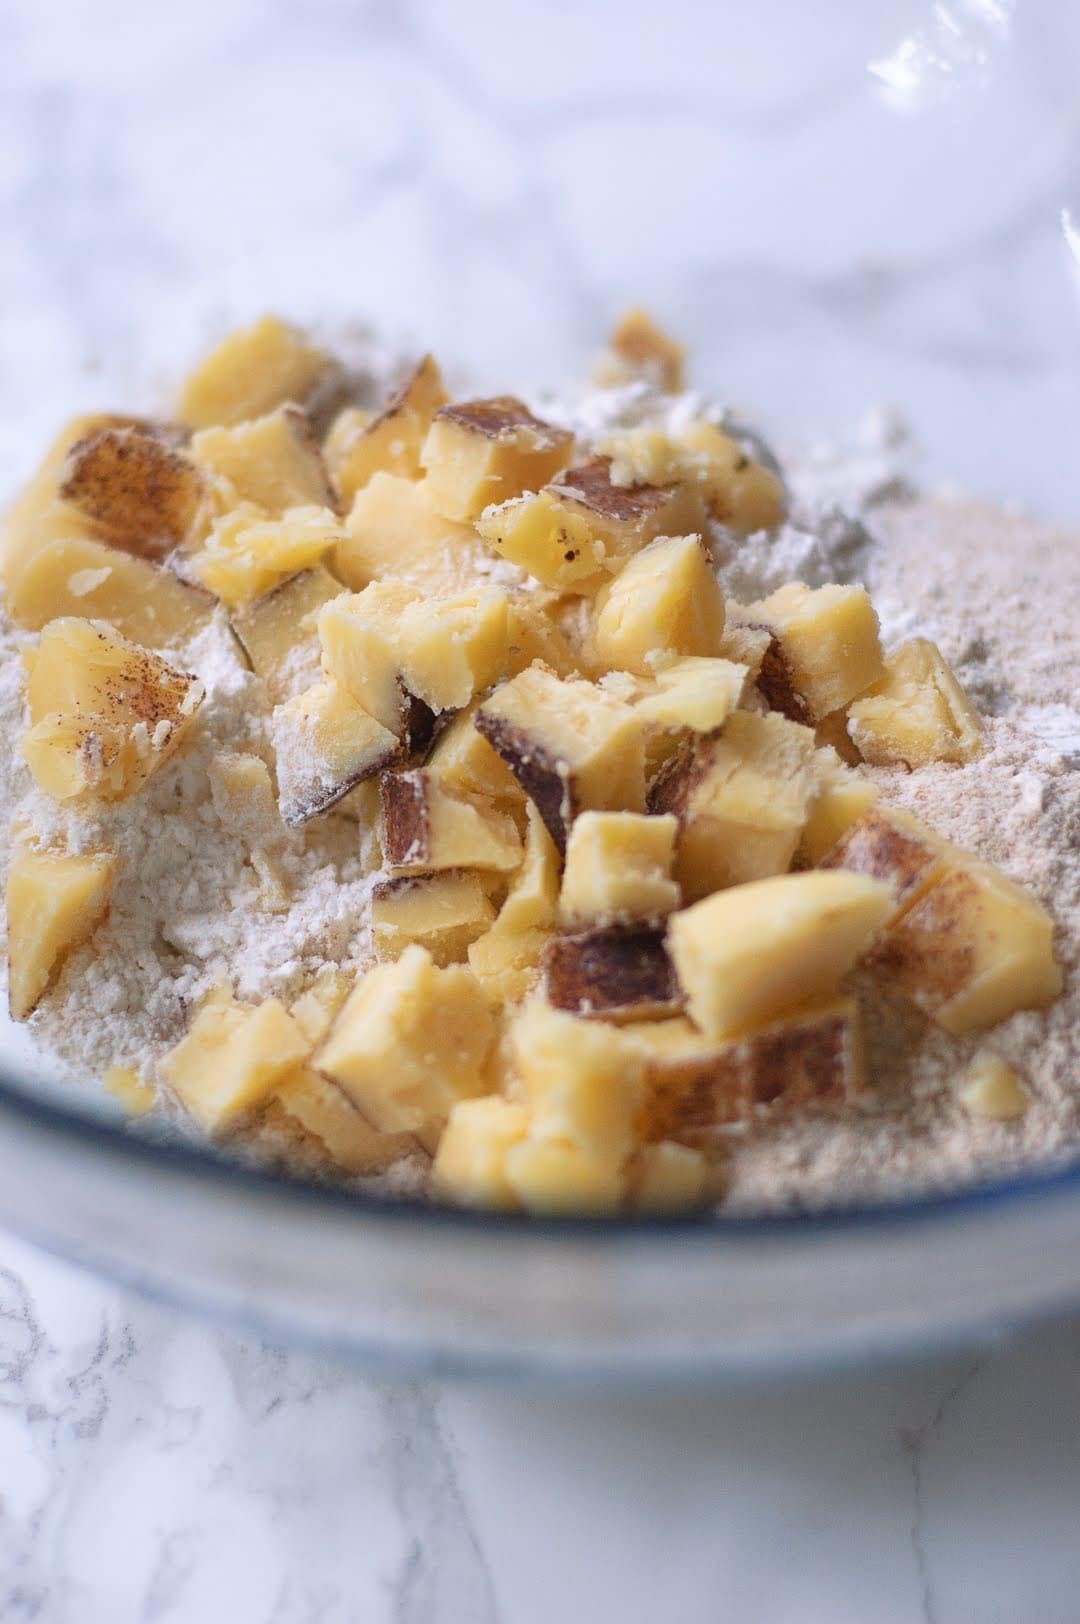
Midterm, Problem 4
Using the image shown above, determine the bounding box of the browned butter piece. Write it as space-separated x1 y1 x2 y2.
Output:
60 426 205 559
543 928 682 1023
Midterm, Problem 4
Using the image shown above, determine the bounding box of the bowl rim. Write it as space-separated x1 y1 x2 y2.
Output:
3 1061 1079 1242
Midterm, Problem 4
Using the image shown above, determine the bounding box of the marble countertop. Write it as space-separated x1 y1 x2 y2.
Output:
3 0 1080 1617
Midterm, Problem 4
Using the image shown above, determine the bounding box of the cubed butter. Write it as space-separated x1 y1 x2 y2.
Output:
667 869 892 1039
316 945 495 1152
559 810 679 927
591 534 725 675
743 582 884 721
7 849 117 1020
421 396 573 522
848 637 984 767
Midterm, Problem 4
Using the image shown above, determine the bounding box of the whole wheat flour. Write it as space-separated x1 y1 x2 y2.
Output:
0 369 1076 1211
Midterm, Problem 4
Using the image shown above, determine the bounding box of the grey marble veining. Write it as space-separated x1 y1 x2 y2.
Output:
3 1 1080 1618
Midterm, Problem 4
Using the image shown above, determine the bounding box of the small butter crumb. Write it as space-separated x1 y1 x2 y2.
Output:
958 1053 1030 1122
103 1065 155 1118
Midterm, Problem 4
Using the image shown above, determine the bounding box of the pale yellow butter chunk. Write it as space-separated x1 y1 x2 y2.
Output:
270 679 399 826
476 665 646 853
316 945 495 1153
179 315 336 429
7 849 117 1020
190 503 342 608
426 704 526 806
798 749 879 866
599 307 686 392
433 1096 531 1210
560 811 680 928
339 471 480 591
847 637 984 767
326 354 447 504
475 489 610 593
495 803 561 935
649 709 819 900
6 535 213 648
504 1136 625 1215
957 1053 1030 1122
743 581 884 721
207 751 281 847
231 563 344 702
509 1000 643 1163
628 1141 709 1212
667 869 893 1040
288 970 352 1046
677 420 787 534
23 618 204 804
162 996 309 1135
190 406 335 516
272 1065 415 1174
421 396 574 522
103 1066 156 1118
317 581 418 733
380 769 523 875
591 533 725 675
467 922 552 1005
396 588 510 713
883 861 1061 1034
633 656 749 736
372 872 495 966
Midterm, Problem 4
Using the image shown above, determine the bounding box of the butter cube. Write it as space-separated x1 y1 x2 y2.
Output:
560 810 679 927
848 637 984 767
798 750 879 866
6 535 213 649
678 421 787 534
649 710 819 900
270 680 399 825
316 945 495 1151
957 1053 1030 1121
179 315 336 429
192 503 342 608
505 598 584 679
326 355 447 504
372 872 495 965
627 1141 709 1212
289 970 352 1045
208 751 281 847
421 396 573 522
631 997 864 1141
162 996 309 1134
477 459 705 591
232 563 343 702
380 770 523 875
397 588 510 712
339 471 479 591
543 927 682 1023
58 426 206 561
743 582 884 721
476 665 646 853
633 656 749 736
591 534 725 675
600 307 685 392
427 704 527 806
433 1096 531 1210
191 405 335 515
818 805 948 920
496 803 561 934
467 922 552 1005
509 1000 643 1163
668 870 892 1039
23 618 204 805
317 581 418 733
882 861 1062 1034
504 1136 625 1215
272 1065 416 1173
7 849 117 1020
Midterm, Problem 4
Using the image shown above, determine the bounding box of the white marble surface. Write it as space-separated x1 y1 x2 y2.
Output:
3 0 1080 1617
